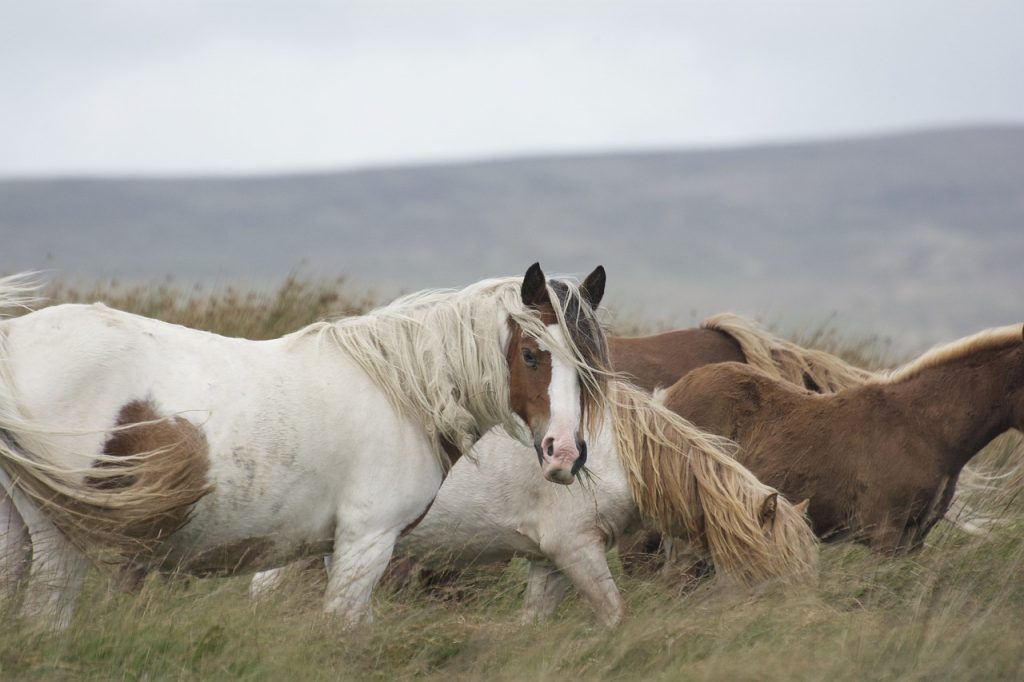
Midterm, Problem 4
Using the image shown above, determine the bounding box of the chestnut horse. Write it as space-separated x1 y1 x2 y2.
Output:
611 313 875 394
611 313 875 573
659 324 1024 554
0 264 609 629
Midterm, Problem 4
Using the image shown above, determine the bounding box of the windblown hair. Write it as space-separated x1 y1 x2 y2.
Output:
0 272 43 314
876 323 1023 384
612 380 818 585
702 313 876 393
0 410 211 555
303 275 610 466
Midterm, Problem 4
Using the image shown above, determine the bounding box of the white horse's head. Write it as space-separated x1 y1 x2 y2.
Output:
506 263 608 485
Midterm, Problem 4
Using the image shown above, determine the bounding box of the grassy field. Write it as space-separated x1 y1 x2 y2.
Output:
0 278 1021 681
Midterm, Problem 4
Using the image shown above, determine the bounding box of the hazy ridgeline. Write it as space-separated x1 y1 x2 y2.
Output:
0 277 1021 680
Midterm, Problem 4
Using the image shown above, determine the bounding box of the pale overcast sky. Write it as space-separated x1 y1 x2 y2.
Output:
2 0 1023 176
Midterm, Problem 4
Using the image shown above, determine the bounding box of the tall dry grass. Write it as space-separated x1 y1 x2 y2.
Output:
0 278 1020 681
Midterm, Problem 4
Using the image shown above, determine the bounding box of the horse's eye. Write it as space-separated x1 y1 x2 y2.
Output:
522 348 539 368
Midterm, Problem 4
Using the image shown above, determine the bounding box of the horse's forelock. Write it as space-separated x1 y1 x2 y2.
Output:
547 281 609 363
544 279 611 433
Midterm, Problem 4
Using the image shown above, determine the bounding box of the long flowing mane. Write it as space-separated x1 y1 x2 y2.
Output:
702 313 876 392
875 324 1023 384
299 275 610 465
611 381 817 585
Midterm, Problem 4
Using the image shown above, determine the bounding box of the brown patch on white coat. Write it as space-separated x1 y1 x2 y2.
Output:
48 398 213 554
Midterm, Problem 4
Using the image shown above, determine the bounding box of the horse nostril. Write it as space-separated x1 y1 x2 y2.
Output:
572 440 588 475
542 436 555 458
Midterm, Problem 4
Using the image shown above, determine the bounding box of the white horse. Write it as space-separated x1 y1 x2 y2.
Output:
253 381 820 626
0 264 609 629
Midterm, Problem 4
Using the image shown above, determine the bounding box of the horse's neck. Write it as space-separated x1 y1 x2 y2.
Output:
889 343 1022 471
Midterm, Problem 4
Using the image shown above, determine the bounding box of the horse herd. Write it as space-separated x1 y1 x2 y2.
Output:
0 264 1019 631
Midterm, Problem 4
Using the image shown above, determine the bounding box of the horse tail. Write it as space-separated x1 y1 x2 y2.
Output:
0 282 211 554
948 442 1024 536
612 381 818 586
701 313 876 393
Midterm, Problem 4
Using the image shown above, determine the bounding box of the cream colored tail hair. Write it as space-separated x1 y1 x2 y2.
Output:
702 313 876 393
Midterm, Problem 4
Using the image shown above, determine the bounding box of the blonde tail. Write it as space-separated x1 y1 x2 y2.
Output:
702 313 875 393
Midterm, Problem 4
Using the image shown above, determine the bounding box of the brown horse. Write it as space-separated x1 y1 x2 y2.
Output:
611 313 875 394
658 324 1024 554
611 313 875 573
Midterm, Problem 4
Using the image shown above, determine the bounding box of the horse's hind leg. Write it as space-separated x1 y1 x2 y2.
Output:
521 559 570 624
19 512 87 630
0 488 30 604
0 472 86 630
548 538 624 627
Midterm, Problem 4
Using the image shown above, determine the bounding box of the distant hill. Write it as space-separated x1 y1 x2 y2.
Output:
2 125 1022 350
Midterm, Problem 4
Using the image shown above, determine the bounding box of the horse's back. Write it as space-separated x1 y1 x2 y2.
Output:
1 303 279 428
660 362 813 439
610 328 744 392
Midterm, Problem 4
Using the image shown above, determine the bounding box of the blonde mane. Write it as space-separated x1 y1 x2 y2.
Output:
702 313 876 393
877 324 1024 384
304 276 609 466
611 381 817 585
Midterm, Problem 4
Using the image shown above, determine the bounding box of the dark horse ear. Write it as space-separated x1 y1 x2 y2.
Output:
759 492 778 530
521 262 551 308
579 265 606 310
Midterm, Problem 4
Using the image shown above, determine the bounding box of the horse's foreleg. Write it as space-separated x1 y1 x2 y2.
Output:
323 526 398 627
549 539 624 627
660 536 713 591
521 559 570 624
0 488 30 604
